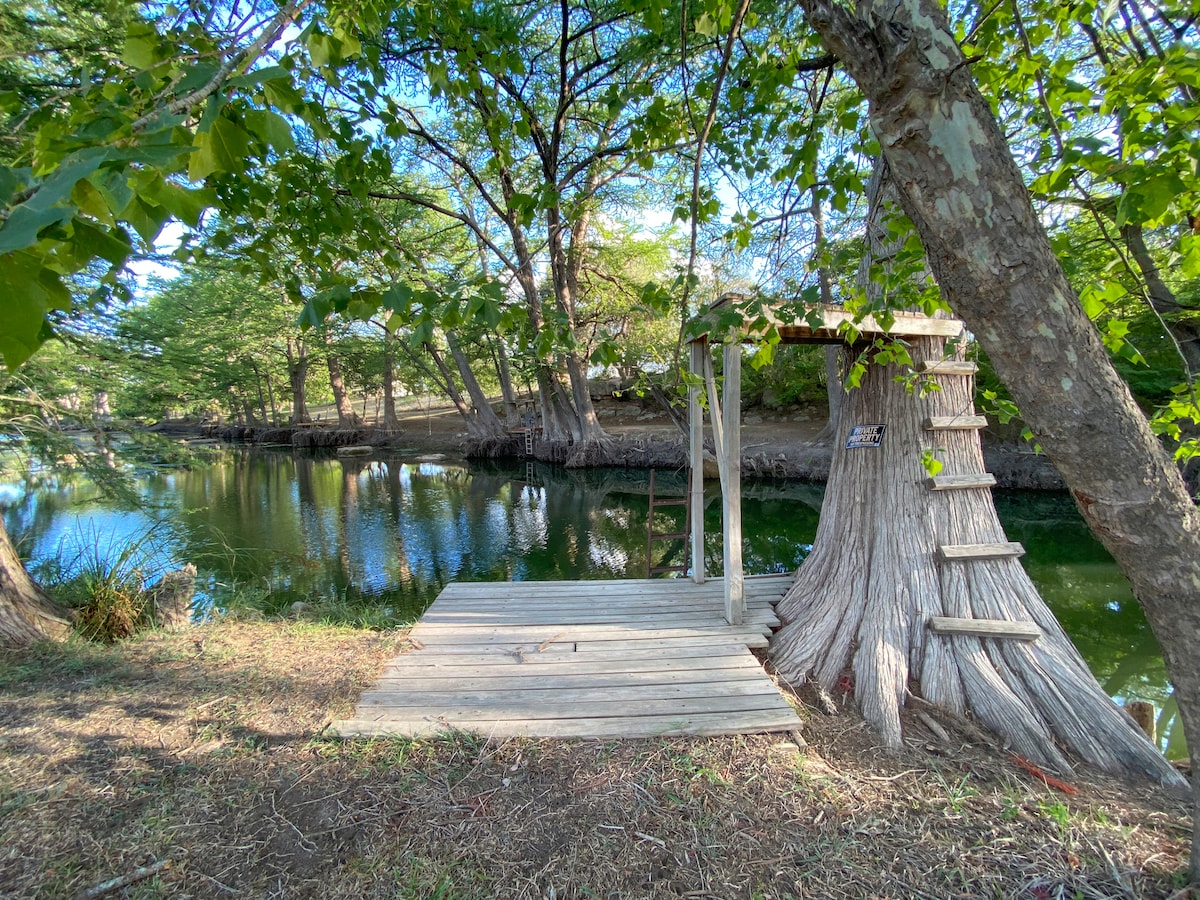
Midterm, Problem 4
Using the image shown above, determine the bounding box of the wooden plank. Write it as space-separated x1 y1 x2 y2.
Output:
928 616 1041 641
333 708 802 739
937 542 1025 562
409 624 771 643
921 360 978 375
926 473 997 491
575 634 768 651
417 610 780 628
418 597 781 616
382 646 759 668
434 580 788 599
924 415 987 430
373 668 769 694
361 680 782 708
435 574 791 591
428 586 786 603
355 693 790 720
421 593 785 610
415 609 778 628
420 635 767 654
689 340 706 584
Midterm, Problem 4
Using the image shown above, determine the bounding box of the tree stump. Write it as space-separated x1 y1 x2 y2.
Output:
146 565 198 632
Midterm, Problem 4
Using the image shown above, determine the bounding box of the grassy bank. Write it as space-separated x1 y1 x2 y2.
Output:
0 620 1192 898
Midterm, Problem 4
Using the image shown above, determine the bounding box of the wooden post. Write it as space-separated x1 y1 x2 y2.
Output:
688 340 706 584
723 342 743 625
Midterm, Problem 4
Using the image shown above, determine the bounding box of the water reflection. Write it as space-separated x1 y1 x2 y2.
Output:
2 450 1177 753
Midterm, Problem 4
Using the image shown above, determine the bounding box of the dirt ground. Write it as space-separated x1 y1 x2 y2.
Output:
1 621 1193 899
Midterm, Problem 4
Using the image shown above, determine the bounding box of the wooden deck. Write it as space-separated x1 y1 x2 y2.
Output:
333 574 802 739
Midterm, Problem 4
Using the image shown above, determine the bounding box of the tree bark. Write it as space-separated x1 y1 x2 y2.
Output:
772 335 1181 786
381 329 400 432
1120 222 1200 377
0 517 72 647
445 330 508 444
798 0 1200 876
325 346 362 428
494 338 521 427
285 337 311 425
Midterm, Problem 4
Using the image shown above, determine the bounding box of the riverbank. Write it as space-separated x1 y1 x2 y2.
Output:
0 618 1191 898
172 394 1068 490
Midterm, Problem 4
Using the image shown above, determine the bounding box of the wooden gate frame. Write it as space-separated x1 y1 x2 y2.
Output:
686 295 964 626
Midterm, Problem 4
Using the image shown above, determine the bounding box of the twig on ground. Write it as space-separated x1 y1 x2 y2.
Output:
916 710 952 744
77 852 181 899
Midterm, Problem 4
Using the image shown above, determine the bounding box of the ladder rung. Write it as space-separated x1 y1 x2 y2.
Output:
937 542 1025 562
650 532 689 541
926 474 996 491
921 361 978 375
650 498 688 507
925 415 987 430
928 616 1041 641
649 564 688 574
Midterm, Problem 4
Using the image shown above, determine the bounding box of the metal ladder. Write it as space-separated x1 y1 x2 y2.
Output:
646 468 690 576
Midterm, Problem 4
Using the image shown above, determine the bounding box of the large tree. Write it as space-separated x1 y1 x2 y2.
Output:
782 0 1200 880
344 0 687 453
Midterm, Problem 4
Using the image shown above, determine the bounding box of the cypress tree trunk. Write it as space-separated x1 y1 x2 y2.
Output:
772 335 1183 787
285 337 311 425
326 350 362 428
381 330 400 432
0 518 72 647
798 0 1199 875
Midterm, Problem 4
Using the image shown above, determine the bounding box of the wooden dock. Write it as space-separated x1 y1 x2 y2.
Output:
333 574 802 739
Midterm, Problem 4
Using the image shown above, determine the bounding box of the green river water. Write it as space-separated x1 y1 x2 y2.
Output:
1 448 1182 756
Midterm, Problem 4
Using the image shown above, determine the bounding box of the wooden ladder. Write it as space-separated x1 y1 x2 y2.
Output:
921 358 1040 641
646 468 691 576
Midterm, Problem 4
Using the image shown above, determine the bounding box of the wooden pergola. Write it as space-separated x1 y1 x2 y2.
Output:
685 295 965 625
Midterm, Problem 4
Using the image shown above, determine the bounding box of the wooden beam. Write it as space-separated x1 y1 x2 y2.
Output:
937 542 1025 562
928 616 1041 641
924 415 988 430
689 340 706 584
723 342 744 625
926 473 997 491
921 360 978 375
689 299 965 344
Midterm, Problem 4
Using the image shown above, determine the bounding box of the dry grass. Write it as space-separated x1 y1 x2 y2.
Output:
0 620 1192 899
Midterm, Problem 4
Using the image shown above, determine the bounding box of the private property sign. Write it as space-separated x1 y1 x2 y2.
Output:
846 424 886 449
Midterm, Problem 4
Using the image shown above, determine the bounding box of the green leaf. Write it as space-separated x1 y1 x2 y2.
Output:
0 201 73 254
188 117 253 181
920 449 944 477
0 251 53 368
144 179 215 227
0 166 30 204
63 219 131 269
694 12 718 36
228 65 293 88
122 21 160 69
244 109 296 153
122 195 171 246
382 283 414 313
263 79 306 115
307 30 336 68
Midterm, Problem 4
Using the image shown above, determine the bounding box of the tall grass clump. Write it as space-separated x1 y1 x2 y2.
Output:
37 522 176 643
